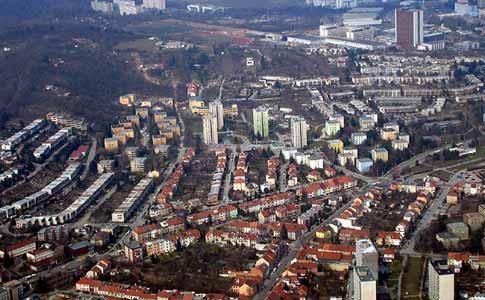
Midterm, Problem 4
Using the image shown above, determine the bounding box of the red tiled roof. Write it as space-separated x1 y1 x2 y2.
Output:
339 228 370 239
376 231 401 240
4 239 35 252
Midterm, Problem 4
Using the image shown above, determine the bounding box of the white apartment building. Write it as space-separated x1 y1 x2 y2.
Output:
356 239 379 280
428 260 454 300
202 114 219 144
290 116 308 149
351 132 367 145
142 0 165 10
209 101 224 130
253 106 270 138
353 266 377 300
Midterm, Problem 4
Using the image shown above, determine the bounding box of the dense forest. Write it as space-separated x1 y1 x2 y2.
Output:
0 18 165 126
0 0 91 24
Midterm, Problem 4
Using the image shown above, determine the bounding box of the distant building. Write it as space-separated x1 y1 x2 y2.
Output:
428 260 454 300
325 120 341 136
353 266 377 300
118 0 144 15
395 9 424 49
92 0 166 15
2 280 21 300
351 132 367 145
124 241 144 263
91 0 114 13
104 137 119 152
463 212 485 231
142 0 166 10
327 139 344 153
97 160 115 173
392 139 409 151
446 222 469 240
202 114 218 145
130 157 148 174
356 158 373 173
253 106 270 138
455 0 479 16
290 116 308 149
371 148 388 162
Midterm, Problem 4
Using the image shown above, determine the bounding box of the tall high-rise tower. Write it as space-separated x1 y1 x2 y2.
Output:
202 114 218 144
252 106 270 138
290 116 308 149
209 101 224 130
428 260 454 300
355 239 379 280
395 9 424 49
353 266 377 300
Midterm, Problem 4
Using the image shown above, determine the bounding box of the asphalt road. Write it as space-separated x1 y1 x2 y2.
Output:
253 186 370 300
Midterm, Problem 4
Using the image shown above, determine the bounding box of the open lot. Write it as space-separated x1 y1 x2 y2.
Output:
109 243 257 294
90 182 133 223
401 256 425 299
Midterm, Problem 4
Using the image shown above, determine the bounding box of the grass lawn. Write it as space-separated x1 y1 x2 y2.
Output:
384 257 403 299
401 257 424 298
389 258 403 281
429 170 453 182
115 38 159 53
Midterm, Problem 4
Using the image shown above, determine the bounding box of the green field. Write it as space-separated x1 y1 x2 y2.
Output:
401 257 424 299
385 258 403 299
115 38 160 52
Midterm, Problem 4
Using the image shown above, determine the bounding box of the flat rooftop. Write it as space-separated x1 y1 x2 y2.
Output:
430 260 454 275
355 266 375 281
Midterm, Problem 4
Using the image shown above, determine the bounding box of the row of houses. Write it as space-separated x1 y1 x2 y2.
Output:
351 74 452 86
16 172 114 228
298 242 354 272
205 229 259 248
0 163 82 222
207 148 228 205
222 219 308 241
238 192 295 214
186 205 238 226
389 177 437 194
33 127 72 161
263 156 279 191
76 277 227 300
447 252 485 273
395 192 431 237
1 119 46 151
301 175 357 199
233 152 248 192
132 216 185 241
228 240 288 299
111 177 154 223
156 147 195 203
144 229 201 256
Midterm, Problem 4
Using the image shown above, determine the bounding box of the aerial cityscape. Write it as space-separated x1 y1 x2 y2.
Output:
0 0 484 299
